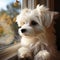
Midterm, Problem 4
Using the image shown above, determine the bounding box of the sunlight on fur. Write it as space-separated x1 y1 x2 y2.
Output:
16 5 60 60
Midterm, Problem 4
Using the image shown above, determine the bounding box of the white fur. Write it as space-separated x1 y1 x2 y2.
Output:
18 47 32 58
16 5 59 60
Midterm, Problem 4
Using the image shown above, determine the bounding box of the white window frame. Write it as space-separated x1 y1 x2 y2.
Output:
21 0 35 9
21 0 54 10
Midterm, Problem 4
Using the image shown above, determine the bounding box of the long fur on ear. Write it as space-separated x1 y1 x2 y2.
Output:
36 5 49 14
36 5 58 28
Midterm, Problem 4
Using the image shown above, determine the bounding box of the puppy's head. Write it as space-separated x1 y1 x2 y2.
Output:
16 5 58 37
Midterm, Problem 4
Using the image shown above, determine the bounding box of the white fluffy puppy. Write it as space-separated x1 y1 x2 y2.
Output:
16 5 59 60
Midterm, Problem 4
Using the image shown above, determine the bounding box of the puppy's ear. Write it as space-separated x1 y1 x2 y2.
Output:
43 11 58 28
36 5 58 28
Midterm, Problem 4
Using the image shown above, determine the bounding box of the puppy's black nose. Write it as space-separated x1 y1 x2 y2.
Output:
21 29 26 33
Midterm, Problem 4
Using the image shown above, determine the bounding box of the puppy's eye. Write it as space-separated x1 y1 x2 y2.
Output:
30 20 38 26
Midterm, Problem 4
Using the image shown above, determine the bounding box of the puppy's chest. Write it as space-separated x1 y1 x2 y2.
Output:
20 37 38 46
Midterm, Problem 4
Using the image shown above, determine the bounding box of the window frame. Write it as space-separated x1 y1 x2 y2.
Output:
21 0 54 10
21 0 35 9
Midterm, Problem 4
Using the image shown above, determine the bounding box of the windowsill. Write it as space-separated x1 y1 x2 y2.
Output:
0 43 20 60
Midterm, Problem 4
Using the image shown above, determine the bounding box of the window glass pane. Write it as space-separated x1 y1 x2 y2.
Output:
0 0 22 50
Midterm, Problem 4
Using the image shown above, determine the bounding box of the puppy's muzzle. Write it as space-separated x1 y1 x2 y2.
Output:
21 29 26 33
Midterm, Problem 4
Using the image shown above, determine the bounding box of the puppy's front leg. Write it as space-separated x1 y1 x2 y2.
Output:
34 50 50 60
18 47 33 60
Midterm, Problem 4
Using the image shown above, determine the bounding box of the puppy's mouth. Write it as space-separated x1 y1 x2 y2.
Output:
20 32 32 37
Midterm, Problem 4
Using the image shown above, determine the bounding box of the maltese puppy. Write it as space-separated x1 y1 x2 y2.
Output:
16 5 59 60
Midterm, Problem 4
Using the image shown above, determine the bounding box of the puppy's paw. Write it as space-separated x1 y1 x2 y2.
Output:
34 50 50 60
18 57 33 60
18 47 32 59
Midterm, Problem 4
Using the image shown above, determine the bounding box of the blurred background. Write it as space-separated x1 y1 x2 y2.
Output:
0 0 22 49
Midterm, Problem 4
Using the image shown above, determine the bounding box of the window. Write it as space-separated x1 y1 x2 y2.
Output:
21 0 49 9
0 0 21 59
21 0 34 9
0 0 21 50
21 0 54 10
